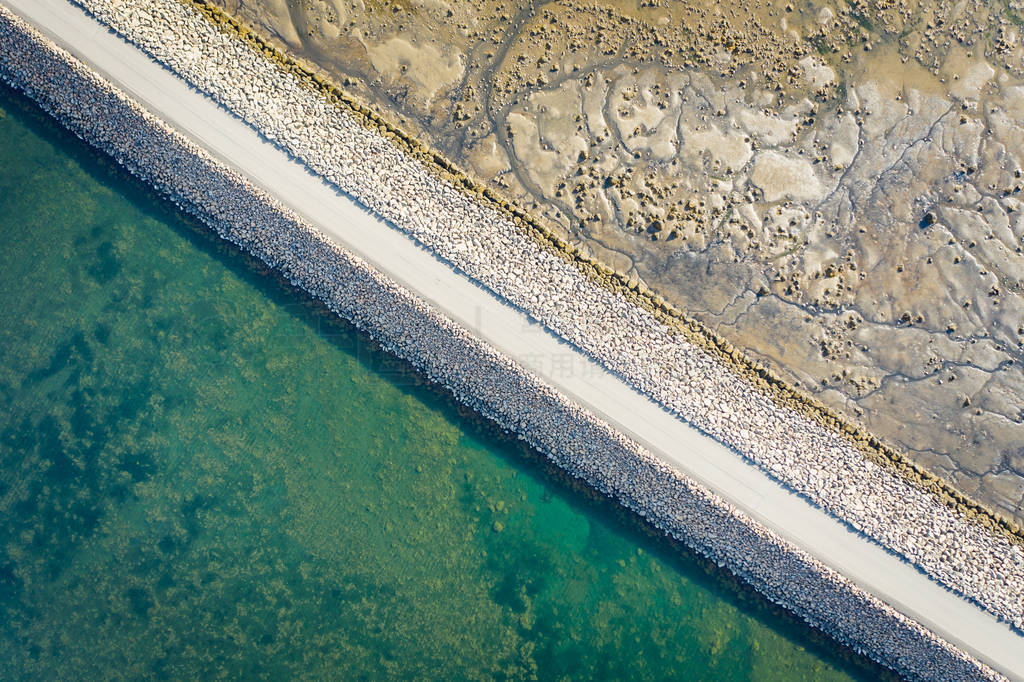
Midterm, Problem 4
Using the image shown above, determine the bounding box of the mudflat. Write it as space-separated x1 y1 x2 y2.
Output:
217 0 1024 526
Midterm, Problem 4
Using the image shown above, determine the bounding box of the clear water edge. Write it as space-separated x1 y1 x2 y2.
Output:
0 82 888 680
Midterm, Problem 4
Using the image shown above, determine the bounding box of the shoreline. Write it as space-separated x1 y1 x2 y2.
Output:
0 1 1016 679
60 0 1024 632
0 80 901 675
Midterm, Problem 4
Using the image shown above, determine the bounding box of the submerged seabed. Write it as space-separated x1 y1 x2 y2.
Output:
0 83 884 680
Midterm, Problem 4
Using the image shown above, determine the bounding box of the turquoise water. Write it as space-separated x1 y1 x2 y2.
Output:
0 83 885 680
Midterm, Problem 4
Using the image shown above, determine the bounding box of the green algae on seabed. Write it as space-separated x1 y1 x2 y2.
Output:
0 82 887 681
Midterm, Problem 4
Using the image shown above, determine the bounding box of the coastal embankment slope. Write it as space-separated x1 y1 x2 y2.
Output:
67 0 1024 633
0 0 1021 678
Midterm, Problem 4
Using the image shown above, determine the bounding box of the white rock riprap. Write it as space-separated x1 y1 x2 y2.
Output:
65 0 1024 631
0 7 1005 679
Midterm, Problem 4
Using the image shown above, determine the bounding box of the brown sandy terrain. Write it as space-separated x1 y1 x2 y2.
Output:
210 0 1024 525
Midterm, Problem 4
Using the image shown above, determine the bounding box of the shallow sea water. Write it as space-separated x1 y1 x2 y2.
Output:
0 83 883 680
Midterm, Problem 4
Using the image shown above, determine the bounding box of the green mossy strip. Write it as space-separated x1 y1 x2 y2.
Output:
180 0 1023 548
